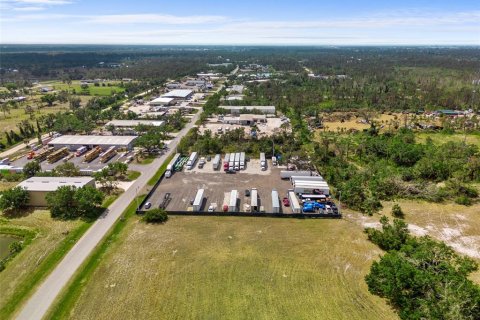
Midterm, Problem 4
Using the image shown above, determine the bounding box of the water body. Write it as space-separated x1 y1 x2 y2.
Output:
0 235 19 259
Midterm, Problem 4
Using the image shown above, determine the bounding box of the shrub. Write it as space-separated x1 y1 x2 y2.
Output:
142 208 168 224
365 216 409 251
391 203 404 218
455 196 473 206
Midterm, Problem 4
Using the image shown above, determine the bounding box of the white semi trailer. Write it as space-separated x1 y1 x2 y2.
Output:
186 152 198 170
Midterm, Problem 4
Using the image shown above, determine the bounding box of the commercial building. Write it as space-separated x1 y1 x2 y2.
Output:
219 105 276 115
17 177 95 207
222 114 267 125
149 97 175 106
48 135 137 151
105 120 165 135
161 89 194 100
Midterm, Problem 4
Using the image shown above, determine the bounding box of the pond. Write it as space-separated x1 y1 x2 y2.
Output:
0 235 20 259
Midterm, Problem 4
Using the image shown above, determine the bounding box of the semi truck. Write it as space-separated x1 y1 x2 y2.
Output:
234 152 240 171
75 146 88 157
302 201 325 213
84 146 102 162
250 188 259 212
212 154 221 170
165 153 181 178
240 152 246 170
260 152 266 171
229 190 238 212
33 147 55 162
223 153 230 172
192 188 205 212
186 152 198 170
280 170 312 179
47 147 69 163
99 146 117 163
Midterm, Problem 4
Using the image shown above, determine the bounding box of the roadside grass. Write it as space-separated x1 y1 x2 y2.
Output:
0 210 90 320
126 170 141 181
45 196 146 320
49 215 397 320
135 154 156 165
147 153 173 186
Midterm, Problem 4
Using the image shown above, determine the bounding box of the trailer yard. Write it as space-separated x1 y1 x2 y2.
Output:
141 155 341 217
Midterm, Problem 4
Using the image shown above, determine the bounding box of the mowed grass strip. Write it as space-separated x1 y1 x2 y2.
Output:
45 196 146 320
53 216 398 320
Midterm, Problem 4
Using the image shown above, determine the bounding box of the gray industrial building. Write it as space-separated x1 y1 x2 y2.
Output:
48 135 137 151
18 177 96 207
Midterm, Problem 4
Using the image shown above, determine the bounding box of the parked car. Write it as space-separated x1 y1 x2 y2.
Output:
282 197 290 207
223 204 229 212
144 202 152 209
245 189 250 197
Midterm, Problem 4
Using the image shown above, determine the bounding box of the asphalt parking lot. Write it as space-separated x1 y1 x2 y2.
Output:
144 160 294 213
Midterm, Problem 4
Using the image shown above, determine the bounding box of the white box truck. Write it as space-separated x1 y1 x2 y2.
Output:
240 152 246 170
234 152 240 171
186 152 198 170
212 154 221 170
165 153 181 178
229 190 238 212
250 188 258 212
260 152 266 171
272 156 277 166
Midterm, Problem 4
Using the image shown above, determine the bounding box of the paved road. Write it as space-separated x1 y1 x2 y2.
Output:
16 110 202 320
0 134 50 159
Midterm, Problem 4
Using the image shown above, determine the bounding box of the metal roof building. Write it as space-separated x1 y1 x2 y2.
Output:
48 135 137 150
219 105 276 115
18 177 96 206
161 89 194 99
149 97 175 106
106 120 165 128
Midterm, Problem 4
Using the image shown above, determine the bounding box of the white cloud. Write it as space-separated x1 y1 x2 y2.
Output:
13 5 44 11
85 14 227 25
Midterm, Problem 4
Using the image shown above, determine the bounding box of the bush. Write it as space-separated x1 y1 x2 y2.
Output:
391 203 404 218
0 187 30 212
142 208 168 224
455 196 473 206
9 241 22 254
365 216 409 251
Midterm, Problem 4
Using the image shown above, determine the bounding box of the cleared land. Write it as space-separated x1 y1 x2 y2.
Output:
40 81 125 96
415 132 480 147
0 210 86 319
55 215 397 320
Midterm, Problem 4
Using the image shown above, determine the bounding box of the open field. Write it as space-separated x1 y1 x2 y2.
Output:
0 104 67 135
318 113 403 133
415 132 480 147
39 81 125 96
53 215 397 320
0 210 87 319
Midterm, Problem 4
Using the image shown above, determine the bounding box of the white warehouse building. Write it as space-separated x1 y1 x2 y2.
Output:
218 105 276 115
48 135 137 151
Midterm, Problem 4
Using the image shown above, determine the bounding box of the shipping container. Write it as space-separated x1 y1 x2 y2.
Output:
229 190 238 212
192 189 205 212
271 189 280 213
280 170 312 179
288 190 301 213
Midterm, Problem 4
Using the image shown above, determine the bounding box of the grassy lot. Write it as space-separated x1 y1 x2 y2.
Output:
0 104 67 135
41 81 125 96
126 170 141 181
49 216 397 320
0 210 89 319
415 132 480 147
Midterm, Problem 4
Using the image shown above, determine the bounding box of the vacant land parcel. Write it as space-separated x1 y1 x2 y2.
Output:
53 216 396 320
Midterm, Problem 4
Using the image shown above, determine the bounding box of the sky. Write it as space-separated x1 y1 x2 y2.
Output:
0 0 479 45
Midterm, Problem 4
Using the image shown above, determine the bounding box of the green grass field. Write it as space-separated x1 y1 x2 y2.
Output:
42 81 125 96
415 132 480 147
51 215 397 320
0 210 88 319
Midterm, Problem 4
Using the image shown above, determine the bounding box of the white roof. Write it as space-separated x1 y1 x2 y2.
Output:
149 97 174 104
18 177 94 192
106 120 165 127
219 105 276 112
161 89 193 98
49 135 137 146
